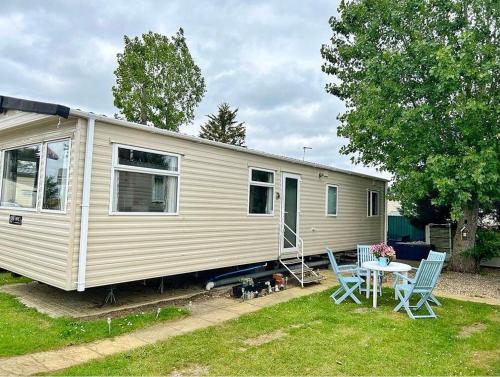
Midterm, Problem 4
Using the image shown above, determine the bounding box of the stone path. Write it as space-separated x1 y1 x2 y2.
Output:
0 277 334 376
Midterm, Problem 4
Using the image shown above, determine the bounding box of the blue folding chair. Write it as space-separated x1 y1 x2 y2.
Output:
394 259 443 319
357 244 382 296
327 248 364 304
393 250 445 305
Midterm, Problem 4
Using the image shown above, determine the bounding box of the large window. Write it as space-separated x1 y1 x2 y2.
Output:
248 168 274 215
0 144 41 209
111 145 180 214
326 184 338 216
0 139 71 212
42 140 70 211
367 190 379 217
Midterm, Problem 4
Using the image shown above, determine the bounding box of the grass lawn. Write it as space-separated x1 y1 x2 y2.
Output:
0 271 31 286
55 288 499 376
0 272 187 357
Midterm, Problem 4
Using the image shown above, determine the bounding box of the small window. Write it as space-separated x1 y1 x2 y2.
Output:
42 139 71 211
112 145 180 214
251 169 273 183
326 184 338 216
248 168 274 215
1 144 42 209
368 190 379 216
118 147 178 172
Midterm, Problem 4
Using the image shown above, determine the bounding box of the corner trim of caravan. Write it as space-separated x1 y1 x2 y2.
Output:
76 116 95 292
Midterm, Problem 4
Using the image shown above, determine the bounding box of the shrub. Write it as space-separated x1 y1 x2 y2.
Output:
464 229 500 267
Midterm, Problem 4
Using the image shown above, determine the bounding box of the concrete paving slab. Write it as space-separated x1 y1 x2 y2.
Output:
0 281 206 319
132 324 182 343
198 297 234 309
0 355 49 376
167 317 215 334
30 346 101 370
187 298 232 315
223 302 261 315
194 309 239 324
84 335 148 357
248 293 292 307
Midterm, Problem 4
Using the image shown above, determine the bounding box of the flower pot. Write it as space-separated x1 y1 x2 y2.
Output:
377 257 390 266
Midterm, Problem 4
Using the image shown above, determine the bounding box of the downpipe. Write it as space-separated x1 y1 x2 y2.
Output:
76 115 95 292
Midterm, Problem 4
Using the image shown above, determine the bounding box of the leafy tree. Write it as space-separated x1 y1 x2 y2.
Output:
321 0 499 272
199 103 246 146
409 193 451 228
464 229 500 270
113 29 206 131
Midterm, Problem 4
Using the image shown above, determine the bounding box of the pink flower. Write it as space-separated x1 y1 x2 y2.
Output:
370 243 396 259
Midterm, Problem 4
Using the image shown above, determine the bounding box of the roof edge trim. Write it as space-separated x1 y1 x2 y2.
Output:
0 96 70 118
70 109 389 182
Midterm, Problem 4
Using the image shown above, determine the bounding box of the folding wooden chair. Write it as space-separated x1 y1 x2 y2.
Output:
327 248 364 304
357 244 382 296
394 259 443 319
393 250 445 306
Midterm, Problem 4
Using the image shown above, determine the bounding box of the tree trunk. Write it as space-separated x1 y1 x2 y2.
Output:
449 202 480 273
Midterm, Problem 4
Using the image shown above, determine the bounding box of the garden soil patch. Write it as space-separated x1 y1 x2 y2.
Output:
457 322 487 338
169 364 209 376
243 329 286 346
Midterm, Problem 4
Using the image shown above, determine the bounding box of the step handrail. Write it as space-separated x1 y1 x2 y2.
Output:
280 222 304 257
279 221 305 287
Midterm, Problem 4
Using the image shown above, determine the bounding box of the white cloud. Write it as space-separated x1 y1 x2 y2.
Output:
0 58 69 93
0 0 389 181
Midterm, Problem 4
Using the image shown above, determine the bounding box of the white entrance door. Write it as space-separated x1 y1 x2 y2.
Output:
281 172 300 254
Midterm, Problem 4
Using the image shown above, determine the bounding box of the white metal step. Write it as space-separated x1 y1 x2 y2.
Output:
289 266 313 274
279 259 324 286
301 274 325 284
280 258 302 265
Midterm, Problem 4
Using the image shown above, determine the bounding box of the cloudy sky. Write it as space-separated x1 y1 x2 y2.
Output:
1 0 389 179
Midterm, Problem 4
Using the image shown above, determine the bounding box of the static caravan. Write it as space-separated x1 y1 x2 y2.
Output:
0 96 388 291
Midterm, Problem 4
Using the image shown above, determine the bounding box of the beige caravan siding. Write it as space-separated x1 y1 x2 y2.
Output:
0 113 80 290
84 121 385 288
298 169 385 254
0 110 52 133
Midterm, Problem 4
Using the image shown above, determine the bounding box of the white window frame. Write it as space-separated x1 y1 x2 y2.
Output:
109 143 181 216
367 189 380 217
247 167 275 216
0 140 46 212
325 184 338 217
40 138 72 214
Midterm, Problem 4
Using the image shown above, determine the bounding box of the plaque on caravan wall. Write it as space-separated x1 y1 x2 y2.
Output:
9 215 22 225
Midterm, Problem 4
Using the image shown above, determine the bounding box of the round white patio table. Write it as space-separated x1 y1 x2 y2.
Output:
361 261 412 308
